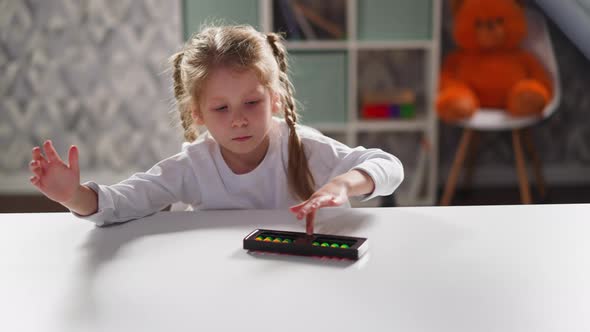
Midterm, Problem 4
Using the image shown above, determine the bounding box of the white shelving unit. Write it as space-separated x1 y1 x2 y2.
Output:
260 0 441 206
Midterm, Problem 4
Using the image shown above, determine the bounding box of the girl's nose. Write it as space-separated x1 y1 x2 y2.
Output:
231 112 248 127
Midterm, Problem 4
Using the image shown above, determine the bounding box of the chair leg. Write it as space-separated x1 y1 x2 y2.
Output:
463 130 481 190
523 128 546 199
440 128 474 206
512 129 532 204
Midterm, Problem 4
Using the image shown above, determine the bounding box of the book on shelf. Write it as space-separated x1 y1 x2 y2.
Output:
290 0 317 39
277 0 302 39
277 0 345 40
290 0 344 39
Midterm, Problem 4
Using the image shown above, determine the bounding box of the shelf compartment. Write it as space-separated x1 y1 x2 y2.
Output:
289 51 348 124
183 0 259 39
357 49 427 121
357 0 432 41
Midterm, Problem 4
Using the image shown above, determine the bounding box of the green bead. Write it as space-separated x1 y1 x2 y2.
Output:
282 239 292 243
312 242 320 246
330 243 340 248
340 244 350 249
321 243 330 247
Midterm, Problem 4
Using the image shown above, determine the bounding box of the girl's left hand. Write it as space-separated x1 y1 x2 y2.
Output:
289 180 349 233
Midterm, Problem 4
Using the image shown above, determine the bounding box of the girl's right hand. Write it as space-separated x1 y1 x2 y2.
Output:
29 140 81 204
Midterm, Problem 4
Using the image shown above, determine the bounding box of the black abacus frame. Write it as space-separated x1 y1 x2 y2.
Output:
243 229 368 260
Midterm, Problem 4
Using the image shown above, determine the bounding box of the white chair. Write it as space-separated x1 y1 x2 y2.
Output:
440 9 562 205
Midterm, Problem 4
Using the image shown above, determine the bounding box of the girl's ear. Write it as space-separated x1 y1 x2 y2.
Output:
271 90 281 115
191 104 205 125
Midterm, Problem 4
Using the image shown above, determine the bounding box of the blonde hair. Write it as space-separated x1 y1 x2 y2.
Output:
170 25 315 201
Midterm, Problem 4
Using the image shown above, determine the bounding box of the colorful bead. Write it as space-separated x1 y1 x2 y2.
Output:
255 236 263 241
263 237 273 242
282 239 292 243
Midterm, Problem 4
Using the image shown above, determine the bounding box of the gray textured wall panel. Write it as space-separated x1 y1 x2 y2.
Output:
1 0 183 191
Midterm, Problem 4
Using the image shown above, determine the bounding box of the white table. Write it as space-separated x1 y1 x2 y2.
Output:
2 204 590 332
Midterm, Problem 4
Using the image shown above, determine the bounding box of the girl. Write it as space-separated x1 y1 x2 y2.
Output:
28 25 404 228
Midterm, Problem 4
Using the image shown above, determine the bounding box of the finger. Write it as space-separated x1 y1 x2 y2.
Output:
296 199 318 219
29 176 41 188
32 146 42 160
29 161 43 178
298 195 334 218
43 140 63 164
306 210 316 235
32 146 48 167
28 160 37 173
314 195 338 208
289 198 313 213
68 145 79 173
328 195 346 206
289 201 307 213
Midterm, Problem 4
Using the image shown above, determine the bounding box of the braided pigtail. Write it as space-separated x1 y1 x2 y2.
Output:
266 33 315 201
170 51 198 142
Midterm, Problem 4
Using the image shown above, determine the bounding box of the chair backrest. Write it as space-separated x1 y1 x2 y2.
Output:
535 0 590 61
522 9 561 118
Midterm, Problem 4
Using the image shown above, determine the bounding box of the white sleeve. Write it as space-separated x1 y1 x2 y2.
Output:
74 153 199 226
305 133 404 201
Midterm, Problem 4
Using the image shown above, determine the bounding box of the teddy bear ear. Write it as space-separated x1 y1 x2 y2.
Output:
449 0 465 14
514 0 527 7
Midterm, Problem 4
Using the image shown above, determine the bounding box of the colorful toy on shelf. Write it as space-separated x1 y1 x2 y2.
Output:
436 0 553 122
361 88 416 119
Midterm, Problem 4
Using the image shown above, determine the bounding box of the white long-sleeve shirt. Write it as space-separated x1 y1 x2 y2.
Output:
79 118 404 226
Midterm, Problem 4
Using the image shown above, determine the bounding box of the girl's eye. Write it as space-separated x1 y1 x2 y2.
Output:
246 100 260 106
213 106 227 111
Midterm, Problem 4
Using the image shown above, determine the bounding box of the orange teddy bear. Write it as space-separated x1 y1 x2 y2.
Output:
436 0 553 122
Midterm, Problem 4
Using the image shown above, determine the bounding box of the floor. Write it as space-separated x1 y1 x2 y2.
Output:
1 186 589 213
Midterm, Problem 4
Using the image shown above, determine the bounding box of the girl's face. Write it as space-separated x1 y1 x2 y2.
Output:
194 66 280 166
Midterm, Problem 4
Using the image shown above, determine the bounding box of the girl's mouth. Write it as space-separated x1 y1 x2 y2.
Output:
232 136 252 142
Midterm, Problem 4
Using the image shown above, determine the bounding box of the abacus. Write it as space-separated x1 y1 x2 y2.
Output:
243 229 368 260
